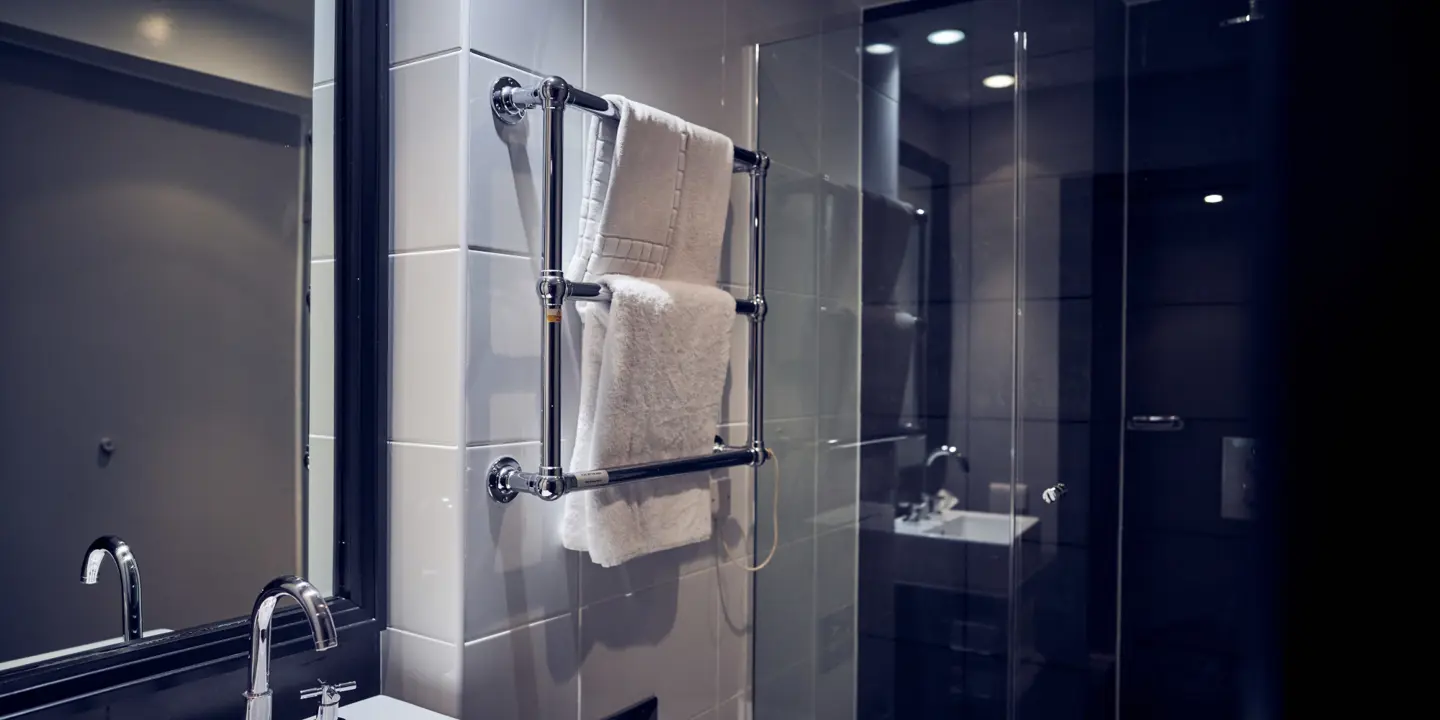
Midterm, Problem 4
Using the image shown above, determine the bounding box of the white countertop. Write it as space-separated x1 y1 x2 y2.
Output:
305 695 455 720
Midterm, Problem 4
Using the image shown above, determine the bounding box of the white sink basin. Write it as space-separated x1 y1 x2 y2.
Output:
0 629 172 672
306 696 454 720
894 509 1038 545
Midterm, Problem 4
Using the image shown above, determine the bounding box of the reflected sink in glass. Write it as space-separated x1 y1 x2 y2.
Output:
893 509 1039 545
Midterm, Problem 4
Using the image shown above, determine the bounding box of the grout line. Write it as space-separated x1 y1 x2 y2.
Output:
309 434 337 441
311 257 336 265
468 246 536 260
313 80 336 91
390 247 464 258
467 48 546 79
391 47 463 70
464 440 542 450
462 610 573 647
387 626 460 647
389 440 464 450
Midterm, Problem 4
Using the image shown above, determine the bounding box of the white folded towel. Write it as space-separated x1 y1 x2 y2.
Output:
560 97 737 567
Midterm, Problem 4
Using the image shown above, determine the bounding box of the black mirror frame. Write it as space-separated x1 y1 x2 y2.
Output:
0 1 390 716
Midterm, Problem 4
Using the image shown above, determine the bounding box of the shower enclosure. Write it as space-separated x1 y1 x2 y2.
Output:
751 0 1267 717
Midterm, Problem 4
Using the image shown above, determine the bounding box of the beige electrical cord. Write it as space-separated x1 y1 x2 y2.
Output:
735 447 780 572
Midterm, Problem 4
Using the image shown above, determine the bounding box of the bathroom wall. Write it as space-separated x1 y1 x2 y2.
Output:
381 2 863 718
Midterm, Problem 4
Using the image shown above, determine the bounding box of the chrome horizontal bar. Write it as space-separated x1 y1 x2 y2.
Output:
567 281 760 316
487 448 762 503
492 75 765 171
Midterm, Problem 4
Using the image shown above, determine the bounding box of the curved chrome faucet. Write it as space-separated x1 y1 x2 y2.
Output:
925 444 969 471
80 535 142 642
244 575 338 720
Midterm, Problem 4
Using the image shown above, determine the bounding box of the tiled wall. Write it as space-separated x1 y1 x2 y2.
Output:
382 2 863 718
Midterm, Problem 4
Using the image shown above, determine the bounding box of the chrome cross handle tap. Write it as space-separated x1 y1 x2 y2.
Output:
302 680 356 720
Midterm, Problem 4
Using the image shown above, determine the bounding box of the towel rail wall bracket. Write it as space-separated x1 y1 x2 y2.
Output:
485 75 772 504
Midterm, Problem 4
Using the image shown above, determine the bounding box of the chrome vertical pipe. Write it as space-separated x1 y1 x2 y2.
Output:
536 77 570 478
748 153 770 464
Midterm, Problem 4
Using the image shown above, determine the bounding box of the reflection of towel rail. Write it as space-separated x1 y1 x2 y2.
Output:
484 75 771 504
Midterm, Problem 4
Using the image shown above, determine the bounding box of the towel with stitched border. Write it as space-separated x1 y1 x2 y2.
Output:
560 96 736 567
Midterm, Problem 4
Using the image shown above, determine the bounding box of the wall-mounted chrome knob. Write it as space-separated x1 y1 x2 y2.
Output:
1042 483 1067 504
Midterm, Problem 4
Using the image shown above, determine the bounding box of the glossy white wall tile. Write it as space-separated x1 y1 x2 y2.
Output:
313 0 335 84
308 260 336 437
464 442 577 640
389 443 463 643
306 436 335 597
580 568 721 720
468 0 582 80
311 84 336 260
717 560 754 705
391 0 464 64
384 629 462 717
464 54 582 257
463 614 580 720
391 249 462 445
465 250 543 445
393 53 463 253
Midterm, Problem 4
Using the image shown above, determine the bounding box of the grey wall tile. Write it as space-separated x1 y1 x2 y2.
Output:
717 560 754 705
763 292 819 422
1020 298 1092 422
753 536 815 682
754 658 815 720
392 250 462 445
580 569 720 720
466 250 543 445
585 0 730 134
469 0 581 80
314 0 335 84
390 443 463 643
758 36 822 174
391 0 463 64
764 165 820 296
464 443 578 641
759 418 819 547
384 629 462 716
311 84 335 260
462 614 580 720
309 260 336 437
465 55 582 258
393 53 463 253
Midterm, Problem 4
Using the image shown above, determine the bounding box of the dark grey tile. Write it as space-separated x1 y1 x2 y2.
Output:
966 301 1016 419
1023 175 1094 299
1127 303 1253 421
1122 531 1252 657
758 35 821 174
1021 298 1092 422
1124 419 1254 536
970 181 1015 301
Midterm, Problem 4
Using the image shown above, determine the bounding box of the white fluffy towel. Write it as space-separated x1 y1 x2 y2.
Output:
560 97 737 567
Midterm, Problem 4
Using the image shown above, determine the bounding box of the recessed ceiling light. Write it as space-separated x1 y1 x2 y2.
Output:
982 74 1016 89
927 29 966 45
1204 194 1224 204
864 42 896 55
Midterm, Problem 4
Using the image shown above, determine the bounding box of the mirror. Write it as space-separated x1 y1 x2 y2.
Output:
0 0 334 674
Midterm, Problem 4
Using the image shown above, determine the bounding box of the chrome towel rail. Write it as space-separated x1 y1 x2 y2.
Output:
485 75 771 504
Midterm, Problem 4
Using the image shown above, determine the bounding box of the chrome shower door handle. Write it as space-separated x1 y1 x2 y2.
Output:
1127 415 1185 431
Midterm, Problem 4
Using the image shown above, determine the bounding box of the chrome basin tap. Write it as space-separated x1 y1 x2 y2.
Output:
80 535 142 642
243 576 338 720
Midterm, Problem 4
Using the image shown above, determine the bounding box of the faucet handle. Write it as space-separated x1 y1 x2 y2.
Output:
301 680 356 700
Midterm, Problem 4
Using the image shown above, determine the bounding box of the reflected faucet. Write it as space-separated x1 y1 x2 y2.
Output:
901 445 970 521
244 576 338 720
80 535 142 642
